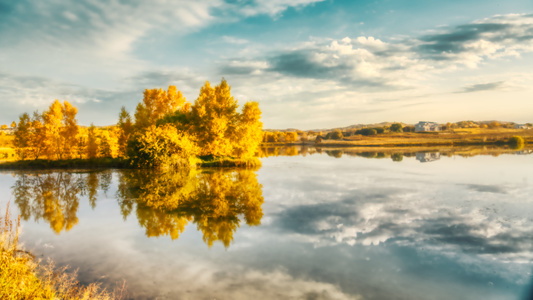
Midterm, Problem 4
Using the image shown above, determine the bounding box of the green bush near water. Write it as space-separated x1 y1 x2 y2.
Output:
508 136 525 149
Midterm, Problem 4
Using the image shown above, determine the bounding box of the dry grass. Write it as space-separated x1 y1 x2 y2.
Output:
0 147 17 162
317 128 533 147
0 203 127 300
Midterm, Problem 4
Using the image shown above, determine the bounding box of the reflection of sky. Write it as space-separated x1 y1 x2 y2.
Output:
2 153 533 299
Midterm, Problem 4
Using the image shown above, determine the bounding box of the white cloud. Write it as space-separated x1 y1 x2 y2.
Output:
221 35 250 45
236 0 326 17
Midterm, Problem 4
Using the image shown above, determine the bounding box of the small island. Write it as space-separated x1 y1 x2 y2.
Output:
1 79 263 170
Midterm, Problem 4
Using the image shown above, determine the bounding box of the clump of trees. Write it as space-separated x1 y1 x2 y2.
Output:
508 136 525 149
325 130 343 140
13 79 263 170
390 123 403 133
356 128 377 136
14 100 79 160
127 79 262 169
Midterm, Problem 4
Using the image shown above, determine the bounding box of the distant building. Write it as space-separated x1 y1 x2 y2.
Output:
415 121 440 132
516 149 533 155
416 152 441 163
514 124 529 129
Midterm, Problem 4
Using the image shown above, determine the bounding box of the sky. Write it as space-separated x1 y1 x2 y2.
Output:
1 0 533 130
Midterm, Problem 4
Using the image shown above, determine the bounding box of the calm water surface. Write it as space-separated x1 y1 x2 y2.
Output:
2 149 532 299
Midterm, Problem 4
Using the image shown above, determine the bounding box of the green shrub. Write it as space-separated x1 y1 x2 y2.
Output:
391 153 403 162
390 123 403 133
325 130 343 140
508 136 525 149
357 128 377 136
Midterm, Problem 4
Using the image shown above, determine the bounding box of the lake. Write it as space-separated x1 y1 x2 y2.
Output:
2 147 532 299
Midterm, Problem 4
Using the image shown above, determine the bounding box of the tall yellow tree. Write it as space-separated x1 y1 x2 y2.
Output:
61 101 79 159
14 113 31 160
232 101 263 159
117 106 133 157
99 129 119 158
76 127 88 159
40 100 80 160
42 100 64 160
28 112 46 159
134 86 187 130
190 79 238 156
86 124 99 159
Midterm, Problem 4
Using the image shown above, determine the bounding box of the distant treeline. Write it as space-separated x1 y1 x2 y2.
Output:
261 120 532 143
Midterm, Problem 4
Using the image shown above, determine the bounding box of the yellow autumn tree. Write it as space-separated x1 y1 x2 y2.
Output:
189 79 262 159
285 131 298 143
232 101 263 159
14 113 31 160
86 124 99 159
30 100 80 160
42 100 64 160
28 112 46 159
134 86 187 130
189 80 237 156
117 106 133 157
61 101 79 159
75 126 88 159
127 124 199 170
99 129 119 158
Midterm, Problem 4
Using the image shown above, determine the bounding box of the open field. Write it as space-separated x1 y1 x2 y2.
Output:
314 128 533 147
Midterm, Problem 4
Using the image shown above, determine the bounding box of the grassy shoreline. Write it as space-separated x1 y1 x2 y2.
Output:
0 204 125 299
263 128 533 148
0 156 261 170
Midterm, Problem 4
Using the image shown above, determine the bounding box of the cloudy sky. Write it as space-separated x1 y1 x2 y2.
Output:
1 0 532 129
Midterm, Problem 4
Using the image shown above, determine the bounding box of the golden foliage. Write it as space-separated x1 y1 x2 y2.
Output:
232 101 263 159
14 112 32 160
190 80 237 156
99 129 119 158
117 107 133 157
42 100 64 160
87 124 99 159
11 79 263 166
134 86 187 130
127 124 199 170
14 100 80 160
284 131 298 143
189 79 263 158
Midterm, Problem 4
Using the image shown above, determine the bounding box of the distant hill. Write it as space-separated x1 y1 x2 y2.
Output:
265 120 525 133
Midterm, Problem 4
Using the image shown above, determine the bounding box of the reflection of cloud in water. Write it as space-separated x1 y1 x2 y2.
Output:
270 162 533 264
166 268 362 300
463 184 507 194
277 190 533 262
257 155 533 297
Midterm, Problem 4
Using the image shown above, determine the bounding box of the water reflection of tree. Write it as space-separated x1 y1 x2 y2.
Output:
11 171 113 233
117 169 264 248
12 172 87 234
